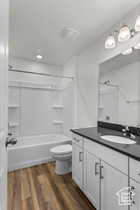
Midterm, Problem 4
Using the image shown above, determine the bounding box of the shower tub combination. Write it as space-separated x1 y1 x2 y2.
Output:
8 134 72 171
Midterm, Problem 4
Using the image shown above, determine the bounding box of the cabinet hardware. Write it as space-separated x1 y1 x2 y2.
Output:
79 152 83 162
100 165 104 179
95 162 100 175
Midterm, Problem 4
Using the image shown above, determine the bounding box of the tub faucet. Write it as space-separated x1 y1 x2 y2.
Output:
6 133 17 147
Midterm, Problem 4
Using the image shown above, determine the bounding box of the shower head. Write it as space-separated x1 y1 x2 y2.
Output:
103 80 111 85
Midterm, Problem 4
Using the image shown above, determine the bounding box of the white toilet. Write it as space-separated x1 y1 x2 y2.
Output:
50 144 72 175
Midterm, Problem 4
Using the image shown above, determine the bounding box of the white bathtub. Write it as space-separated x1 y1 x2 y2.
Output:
8 134 72 171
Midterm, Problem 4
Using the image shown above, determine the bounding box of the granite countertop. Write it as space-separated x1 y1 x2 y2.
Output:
71 127 140 161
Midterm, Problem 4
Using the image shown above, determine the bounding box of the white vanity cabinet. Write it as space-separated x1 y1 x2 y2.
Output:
84 151 100 209
72 133 130 210
84 138 128 210
72 134 84 189
130 158 140 210
72 133 140 210
101 161 128 210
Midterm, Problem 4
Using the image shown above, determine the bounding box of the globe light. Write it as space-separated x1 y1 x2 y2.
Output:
118 25 131 42
105 35 116 49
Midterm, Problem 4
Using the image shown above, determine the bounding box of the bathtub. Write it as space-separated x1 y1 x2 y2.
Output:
8 134 72 171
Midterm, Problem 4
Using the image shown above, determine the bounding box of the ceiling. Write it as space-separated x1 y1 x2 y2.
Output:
10 0 140 66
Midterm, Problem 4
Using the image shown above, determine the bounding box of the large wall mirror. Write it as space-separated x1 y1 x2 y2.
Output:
98 47 140 127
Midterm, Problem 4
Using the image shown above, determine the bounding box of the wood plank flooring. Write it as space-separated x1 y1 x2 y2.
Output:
8 162 96 210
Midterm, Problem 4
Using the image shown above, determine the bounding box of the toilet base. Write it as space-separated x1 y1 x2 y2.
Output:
55 159 72 175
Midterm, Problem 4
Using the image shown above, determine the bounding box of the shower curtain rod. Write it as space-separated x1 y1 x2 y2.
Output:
8 68 74 80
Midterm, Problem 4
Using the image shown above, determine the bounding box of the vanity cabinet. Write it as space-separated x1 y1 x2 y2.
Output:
84 140 128 210
84 151 100 209
72 133 140 210
72 134 84 189
101 161 128 210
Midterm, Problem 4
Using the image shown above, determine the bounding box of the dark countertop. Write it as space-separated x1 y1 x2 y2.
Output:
71 127 140 161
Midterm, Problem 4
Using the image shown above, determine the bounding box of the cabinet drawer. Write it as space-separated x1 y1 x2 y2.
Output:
84 138 128 175
72 134 83 147
130 158 140 183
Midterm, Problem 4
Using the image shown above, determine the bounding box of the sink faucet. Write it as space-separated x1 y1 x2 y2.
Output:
122 126 135 139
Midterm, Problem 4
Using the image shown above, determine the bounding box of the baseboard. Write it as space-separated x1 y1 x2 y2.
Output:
8 156 54 172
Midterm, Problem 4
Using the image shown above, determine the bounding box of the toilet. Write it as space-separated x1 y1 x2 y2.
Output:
50 144 72 175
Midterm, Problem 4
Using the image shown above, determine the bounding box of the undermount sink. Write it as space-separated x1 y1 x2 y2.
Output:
101 135 136 144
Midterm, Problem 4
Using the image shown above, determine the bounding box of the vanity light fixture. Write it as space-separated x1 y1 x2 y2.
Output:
134 42 140 49
135 15 140 32
122 48 133 55
118 25 131 42
105 15 140 49
105 35 116 49
36 54 43 60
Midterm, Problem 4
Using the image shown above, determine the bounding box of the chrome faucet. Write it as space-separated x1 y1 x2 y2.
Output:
122 126 135 139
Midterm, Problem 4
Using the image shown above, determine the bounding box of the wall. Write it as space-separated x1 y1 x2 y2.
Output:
63 5 140 128
9 56 62 74
8 56 74 137
9 56 63 84
76 48 99 127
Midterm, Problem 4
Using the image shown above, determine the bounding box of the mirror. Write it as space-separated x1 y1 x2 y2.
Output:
98 49 140 127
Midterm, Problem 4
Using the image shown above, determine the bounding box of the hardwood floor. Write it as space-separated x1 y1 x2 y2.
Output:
8 162 96 210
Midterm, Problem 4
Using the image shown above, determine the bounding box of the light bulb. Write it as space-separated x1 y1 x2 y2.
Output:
134 43 140 49
122 48 133 55
135 15 140 32
36 54 43 59
105 35 116 49
118 25 131 42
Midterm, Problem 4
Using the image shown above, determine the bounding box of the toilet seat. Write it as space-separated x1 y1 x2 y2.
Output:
50 144 72 155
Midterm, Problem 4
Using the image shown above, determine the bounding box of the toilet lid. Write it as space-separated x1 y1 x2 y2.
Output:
50 144 72 155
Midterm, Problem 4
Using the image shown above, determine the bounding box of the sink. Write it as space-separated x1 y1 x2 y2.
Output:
101 135 136 144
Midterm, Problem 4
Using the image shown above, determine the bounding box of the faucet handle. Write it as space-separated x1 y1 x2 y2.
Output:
122 128 126 132
122 125 129 131
130 133 136 140
125 126 129 131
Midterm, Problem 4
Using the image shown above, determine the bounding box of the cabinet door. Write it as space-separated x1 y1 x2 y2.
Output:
72 143 83 189
85 151 100 209
101 162 128 210
130 180 140 210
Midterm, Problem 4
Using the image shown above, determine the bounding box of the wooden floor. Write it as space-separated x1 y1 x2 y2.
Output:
8 162 96 210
